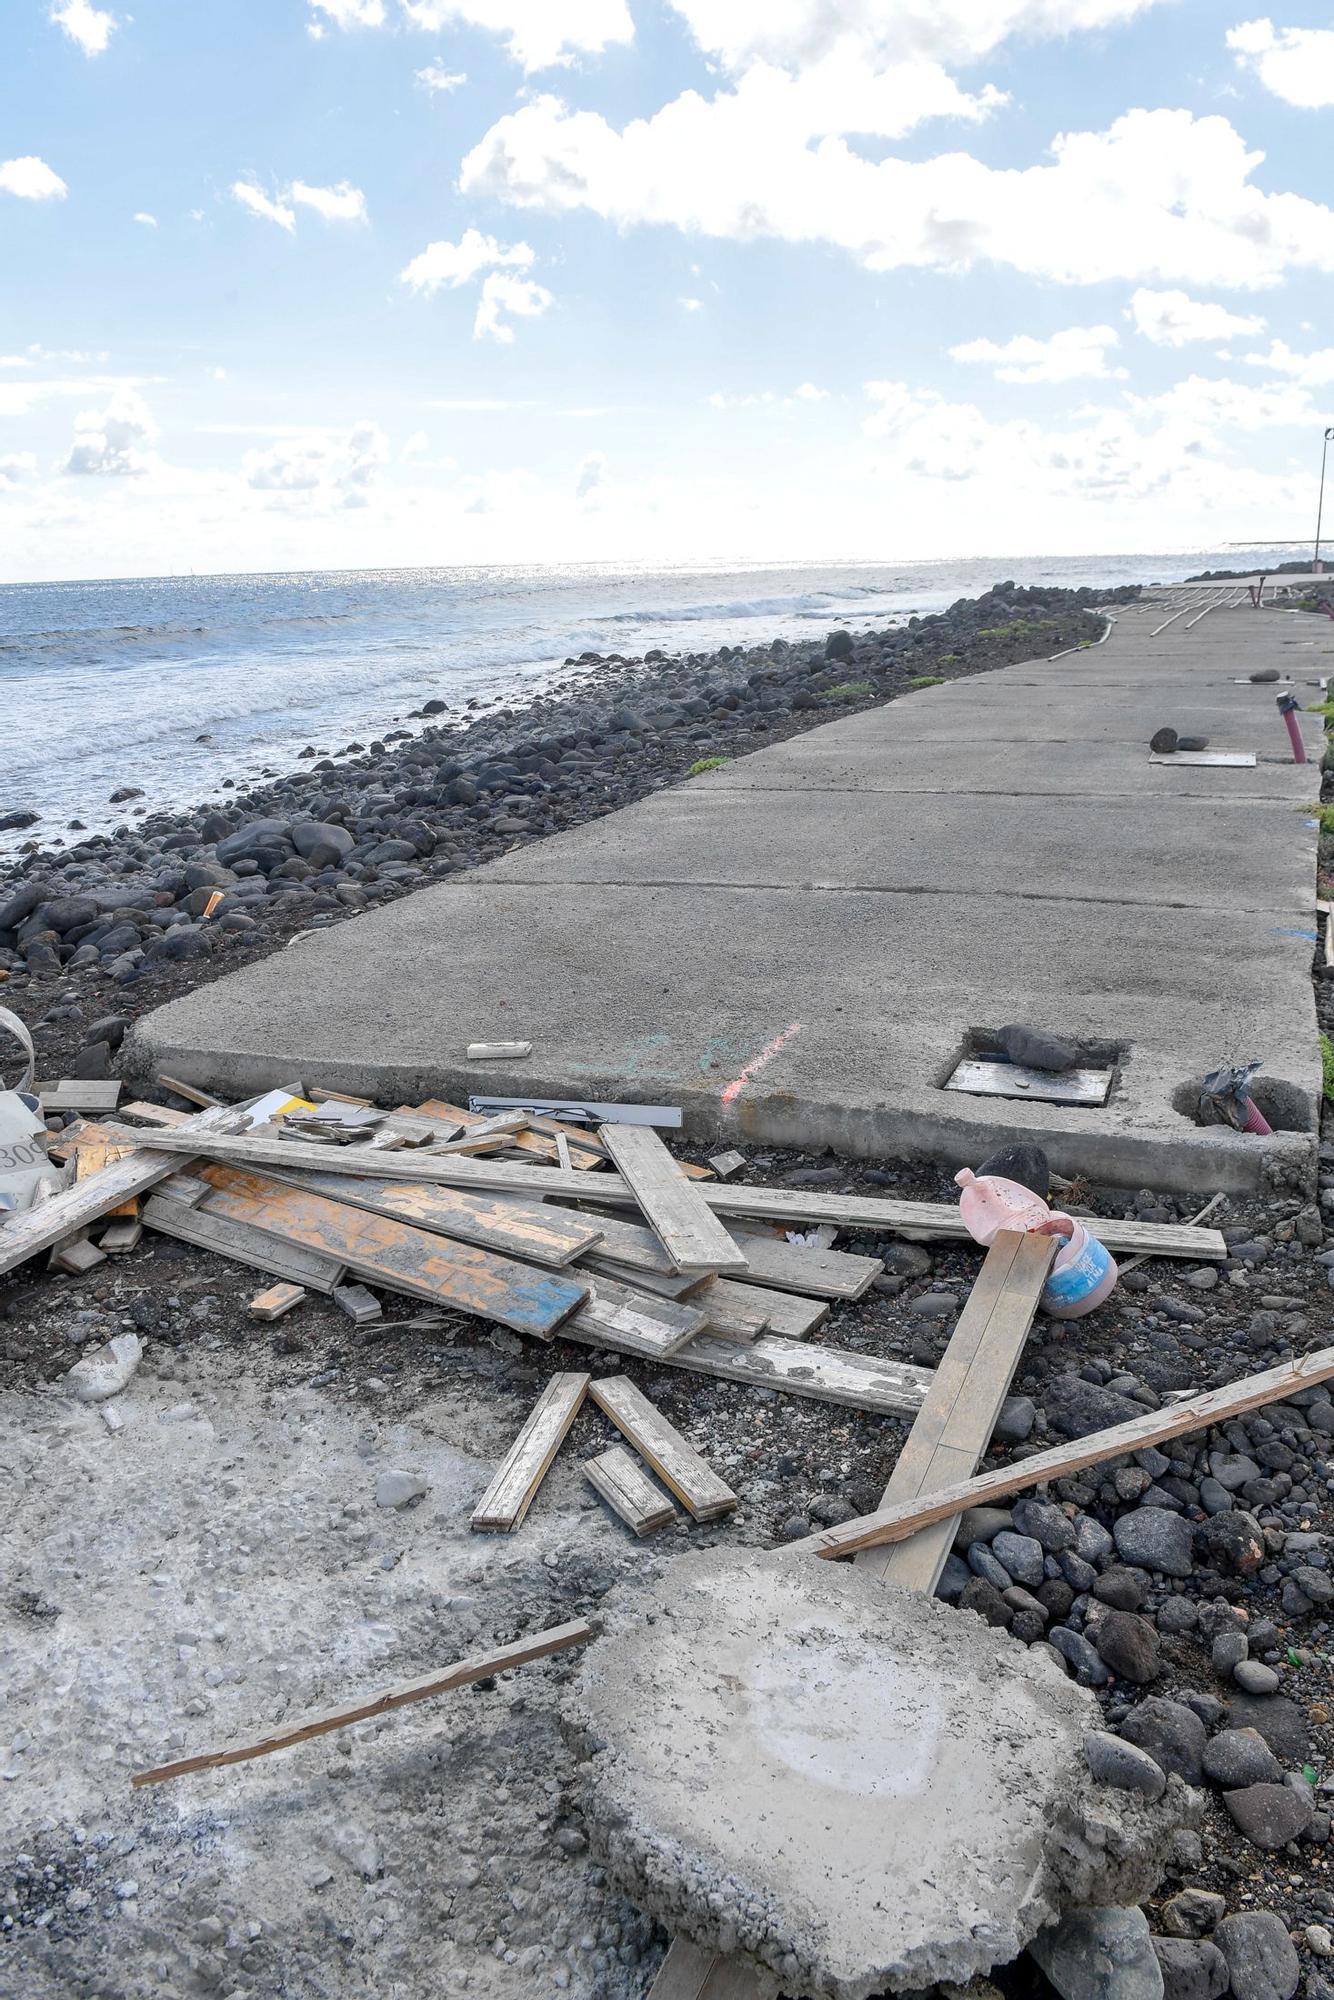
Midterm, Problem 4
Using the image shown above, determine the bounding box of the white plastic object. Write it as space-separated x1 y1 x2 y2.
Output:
0 1006 61 1216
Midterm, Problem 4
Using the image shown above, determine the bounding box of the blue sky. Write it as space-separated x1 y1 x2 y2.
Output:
3 0 1334 580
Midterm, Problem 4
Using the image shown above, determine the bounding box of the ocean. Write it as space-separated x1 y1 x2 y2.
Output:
0 547 1310 855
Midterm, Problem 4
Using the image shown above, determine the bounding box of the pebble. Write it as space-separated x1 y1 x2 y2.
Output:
1161 1890 1226 1939
1112 1508 1194 1578
1223 1781 1314 1849
1029 1905 1163 2000
1232 1660 1280 1695
1152 1938 1228 2000
1082 1730 1167 1801
1214 1912 1300 2000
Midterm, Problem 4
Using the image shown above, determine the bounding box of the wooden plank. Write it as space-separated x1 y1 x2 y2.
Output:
0 1105 239 1279
467 1040 532 1060
584 1446 677 1536
196 1165 589 1338
159 1173 208 1207
415 1098 602 1173
273 1167 603 1269
572 1210 681 1275
794 1340 1334 1564
157 1074 223 1108
120 1100 192 1127
142 1196 346 1294
641 1331 929 1415
38 1079 121 1113
728 1225 882 1300
131 1619 593 1787
567 1273 710 1358
690 1278 771 1343
722 1279 828 1341
471 1373 591 1531
599 1124 747 1275
49 1236 106 1275
590 1376 737 1522
334 1281 382 1326
250 1281 305 1320
582 1255 710 1302
99 1216 143 1254
853 1229 1053 1590
106 1123 1223 1260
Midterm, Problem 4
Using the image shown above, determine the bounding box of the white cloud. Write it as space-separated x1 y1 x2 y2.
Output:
462 99 1334 291
416 61 467 91
429 397 518 410
679 296 704 312
708 383 833 409
950 324 1126 384
401 227 532 293
400 430 431 459
474 272 553 342
290 179 368 223
0 453 39 489
0 157 68 201
1127 287 1267 346
244 419 390 508
231 180 297 231
397 1 633 71
575 450 607 500
1243 338 1334 388
666 0 1165 70
0 372 145 418
1227 19 1334 109
63 388 159 476
862 370 1312 505
50 0 116 56
133 211 158 228
309 0 386 27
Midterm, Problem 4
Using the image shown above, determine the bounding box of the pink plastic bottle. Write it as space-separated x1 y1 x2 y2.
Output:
954 1168 1118 1318
954 1167 1051 1243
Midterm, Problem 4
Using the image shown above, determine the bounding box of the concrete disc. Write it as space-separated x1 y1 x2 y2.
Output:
568 1549 1189 2000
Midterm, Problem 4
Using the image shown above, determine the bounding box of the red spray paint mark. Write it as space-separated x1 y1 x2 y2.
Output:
720 1023 803 1106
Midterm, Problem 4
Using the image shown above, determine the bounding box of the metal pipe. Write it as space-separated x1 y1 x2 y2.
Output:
1278 692 1308 764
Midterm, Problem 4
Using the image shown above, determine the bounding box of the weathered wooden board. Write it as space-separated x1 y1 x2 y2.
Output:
269 1167 603 1269
99 1217 143 1254
0 1106 235 1278
109 1123 1223 1261
589 1376 737 1522
584 1446 676 1536
853 1229 1054 1591
581 1255 709 1302
250 1281 305 1320
689 1278 771 1343
599 1125 747 1274
571 1210 681 1275
38 1079 122 1113
471 1373 591 1531
567 1274 709 1358
414 1098 602 1172
797 1339 1334 1563
722 1279 828 1341
131 1619 593 1786
728 1225 882 1300
195 1164 590 1340
334 1281 382 1326
142 1196 346 1294
49 1236 105 1275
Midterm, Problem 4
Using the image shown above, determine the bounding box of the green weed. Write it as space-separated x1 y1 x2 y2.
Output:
1322 1034 1334 1103
909 674 946 690
685 756 729 777
822 680 876 702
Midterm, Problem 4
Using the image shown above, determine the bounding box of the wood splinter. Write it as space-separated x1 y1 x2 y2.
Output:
130 1619 593 1787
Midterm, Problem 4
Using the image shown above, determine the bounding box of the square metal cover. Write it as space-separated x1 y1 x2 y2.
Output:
944 1058 1112 1106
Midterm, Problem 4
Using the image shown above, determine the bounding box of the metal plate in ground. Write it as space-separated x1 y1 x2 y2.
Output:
944 1058 1112 1106
1149 751 1256 767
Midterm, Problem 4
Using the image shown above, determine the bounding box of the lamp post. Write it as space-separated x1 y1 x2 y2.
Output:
1316 426 1334 571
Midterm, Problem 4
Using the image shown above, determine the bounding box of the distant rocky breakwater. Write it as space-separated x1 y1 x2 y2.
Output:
0 582 1135 1060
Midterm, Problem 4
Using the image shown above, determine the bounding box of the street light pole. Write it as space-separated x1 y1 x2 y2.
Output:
1316 426 1334 571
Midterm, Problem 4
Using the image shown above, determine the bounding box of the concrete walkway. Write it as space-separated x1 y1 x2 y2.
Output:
132 602 1330 1192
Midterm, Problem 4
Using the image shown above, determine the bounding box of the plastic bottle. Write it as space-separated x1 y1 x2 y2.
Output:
954 1166 1118 1317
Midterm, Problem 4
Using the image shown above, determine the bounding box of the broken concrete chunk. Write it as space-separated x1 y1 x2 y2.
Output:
63 1332 142 1403
375 1469 427 1510
568 1549 1190 2000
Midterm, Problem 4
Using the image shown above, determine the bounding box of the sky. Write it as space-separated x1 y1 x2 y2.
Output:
3 0 1334 582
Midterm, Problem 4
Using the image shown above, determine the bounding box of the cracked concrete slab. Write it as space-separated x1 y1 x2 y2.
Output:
129 605 1325 1193
566 1549 1191 2000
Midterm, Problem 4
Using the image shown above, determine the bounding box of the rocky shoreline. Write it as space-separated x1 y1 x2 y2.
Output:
0 580 1129 1080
